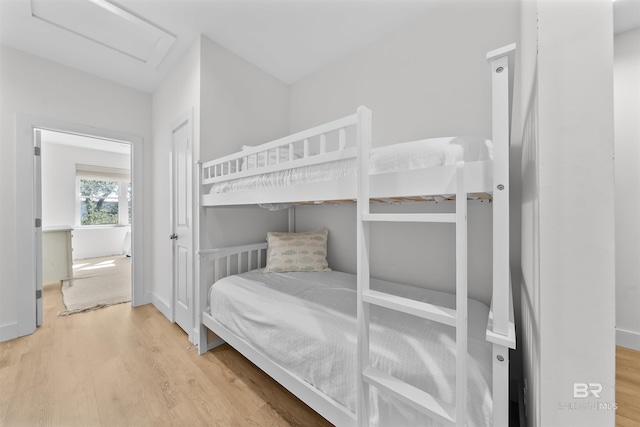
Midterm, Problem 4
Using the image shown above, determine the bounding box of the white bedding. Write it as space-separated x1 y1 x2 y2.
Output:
208 269 493 426
210 136 493 195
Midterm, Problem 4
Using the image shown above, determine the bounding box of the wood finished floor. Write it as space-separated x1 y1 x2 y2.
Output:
1 281 639 426
617 346 640 427
0 281 330 427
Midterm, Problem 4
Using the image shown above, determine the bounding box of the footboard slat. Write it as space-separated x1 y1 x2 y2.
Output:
198 242 269 356
200 242 268 280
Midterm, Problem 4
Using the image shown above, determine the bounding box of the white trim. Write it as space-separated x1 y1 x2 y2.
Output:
12 114 145 343
151 293 172 321
616 328 640 350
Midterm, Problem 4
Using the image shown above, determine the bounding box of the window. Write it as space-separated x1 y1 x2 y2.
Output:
76 164 131 226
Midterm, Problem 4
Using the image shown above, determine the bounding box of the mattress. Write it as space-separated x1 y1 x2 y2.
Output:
210 136 493 196
208 269 493 426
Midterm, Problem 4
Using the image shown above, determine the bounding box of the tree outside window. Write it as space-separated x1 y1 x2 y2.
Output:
80 179 130 226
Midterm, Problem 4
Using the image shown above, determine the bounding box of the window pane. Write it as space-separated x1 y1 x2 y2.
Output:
80 179 119 225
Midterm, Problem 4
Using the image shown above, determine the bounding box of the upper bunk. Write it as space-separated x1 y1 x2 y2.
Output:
201 110 494 207
200 44 514 210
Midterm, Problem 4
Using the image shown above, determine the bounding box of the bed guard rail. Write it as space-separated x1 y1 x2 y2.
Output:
199 242 268 282
201 109 367 186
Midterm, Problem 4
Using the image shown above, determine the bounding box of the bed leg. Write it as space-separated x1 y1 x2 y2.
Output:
492 343 510 426
198 323 208 355
198 322 226 355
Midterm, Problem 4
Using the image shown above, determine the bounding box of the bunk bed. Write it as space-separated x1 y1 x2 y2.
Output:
197 44 516 427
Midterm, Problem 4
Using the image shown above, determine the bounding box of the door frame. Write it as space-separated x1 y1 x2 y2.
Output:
15 114 145 336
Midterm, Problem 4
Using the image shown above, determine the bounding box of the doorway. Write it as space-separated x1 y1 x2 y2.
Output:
39 130 132 319
14 115 144 337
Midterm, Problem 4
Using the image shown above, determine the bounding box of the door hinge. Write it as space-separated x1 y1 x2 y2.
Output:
36 289 42 299
34 146 41 156
35 218 42 228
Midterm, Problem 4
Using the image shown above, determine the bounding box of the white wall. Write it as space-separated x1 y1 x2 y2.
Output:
288 0 519 306
71 227 130 260
199 36 290 164
518 0 540 424
520 1 616 426
150 35 290 329
150 37 201 317
614 28 640 350
199 34 290 250
41 142 131 259
0 46 152 342
198 36 290 335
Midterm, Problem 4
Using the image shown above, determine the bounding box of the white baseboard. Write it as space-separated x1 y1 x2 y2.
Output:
617 328 640 351
150 293 173 322
0 322 19 344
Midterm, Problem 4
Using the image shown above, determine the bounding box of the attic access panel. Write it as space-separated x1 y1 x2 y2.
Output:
30 0 175 69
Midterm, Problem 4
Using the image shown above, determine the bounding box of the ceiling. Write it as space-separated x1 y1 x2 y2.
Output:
1 0 639 94
0 0 442 93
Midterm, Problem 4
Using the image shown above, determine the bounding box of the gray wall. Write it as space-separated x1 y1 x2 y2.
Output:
614 28 640 349
288 0 520 306
0 45 151 341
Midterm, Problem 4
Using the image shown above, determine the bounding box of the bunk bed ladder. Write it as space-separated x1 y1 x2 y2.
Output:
356 106 467 426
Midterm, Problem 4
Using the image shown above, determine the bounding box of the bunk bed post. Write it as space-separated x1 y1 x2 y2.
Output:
196 160 209 356
487 43 516 427
356 105 373 427
488 44 514 337
288 206 296 233
198 280 209 356
455 161 468 426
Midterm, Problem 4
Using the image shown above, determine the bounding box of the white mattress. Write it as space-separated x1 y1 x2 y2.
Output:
210 136 493 195
208 269 493 426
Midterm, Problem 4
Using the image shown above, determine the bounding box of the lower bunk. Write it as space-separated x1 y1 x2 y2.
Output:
199 243 494 427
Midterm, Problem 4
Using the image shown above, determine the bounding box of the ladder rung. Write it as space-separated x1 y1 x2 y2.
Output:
362 367 456 425
362 290 456 327
362 213 456 223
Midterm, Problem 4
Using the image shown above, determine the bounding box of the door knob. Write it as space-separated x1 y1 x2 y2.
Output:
169 233 178 240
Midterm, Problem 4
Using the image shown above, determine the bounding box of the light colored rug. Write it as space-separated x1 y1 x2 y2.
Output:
59 255 131 316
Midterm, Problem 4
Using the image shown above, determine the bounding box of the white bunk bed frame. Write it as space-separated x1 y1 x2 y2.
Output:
198 44 516 427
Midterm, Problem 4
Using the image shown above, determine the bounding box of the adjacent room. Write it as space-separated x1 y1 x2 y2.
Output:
40 130 132 316
0 0 638 426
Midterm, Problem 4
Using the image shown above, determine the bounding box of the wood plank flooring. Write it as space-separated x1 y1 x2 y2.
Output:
617 346 640 427
0 281 330 427
1 280 639 426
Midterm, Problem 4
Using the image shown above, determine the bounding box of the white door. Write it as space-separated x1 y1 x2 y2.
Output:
34 129 43 327
170 116 194 337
